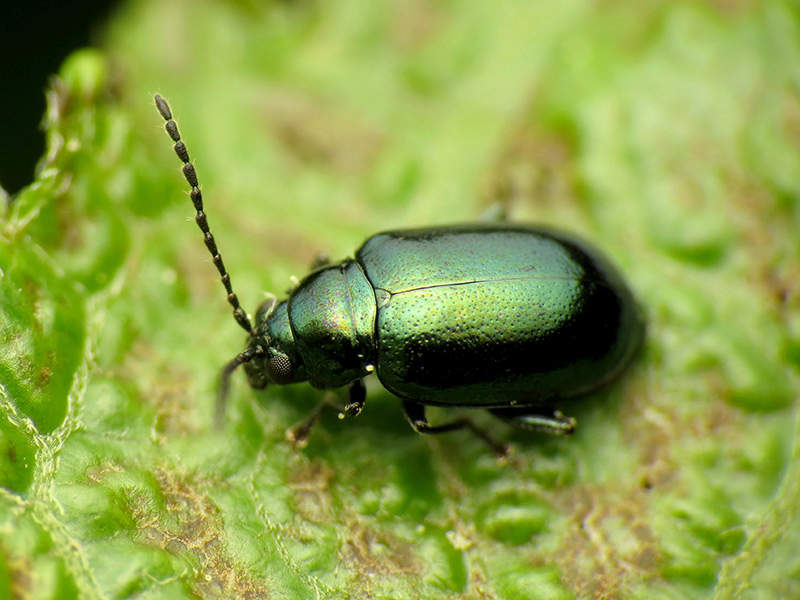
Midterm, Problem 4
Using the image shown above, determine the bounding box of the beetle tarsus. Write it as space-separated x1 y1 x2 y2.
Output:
343 379 366 417
286 408 322 448
490 407 576 435
403 400 509 457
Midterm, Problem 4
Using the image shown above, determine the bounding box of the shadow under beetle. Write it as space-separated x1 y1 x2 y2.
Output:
155 94 644 455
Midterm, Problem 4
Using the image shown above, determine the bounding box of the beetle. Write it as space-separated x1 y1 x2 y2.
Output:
155 94 644 454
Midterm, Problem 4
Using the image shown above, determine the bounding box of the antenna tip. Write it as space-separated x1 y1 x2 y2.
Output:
154 94 172 120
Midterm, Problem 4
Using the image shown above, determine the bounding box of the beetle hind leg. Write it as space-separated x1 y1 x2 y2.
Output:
403 401 509 457
489 407 576 435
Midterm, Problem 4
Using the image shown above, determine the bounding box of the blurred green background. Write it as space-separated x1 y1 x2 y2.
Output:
1 1 799 598
0 0 120 196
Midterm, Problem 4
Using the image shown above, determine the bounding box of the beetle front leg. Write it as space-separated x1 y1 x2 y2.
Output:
286 391 344 447
286 399 327 448
286 382 365 447
402 401 509 457
489 407 576 435
342 379 366 418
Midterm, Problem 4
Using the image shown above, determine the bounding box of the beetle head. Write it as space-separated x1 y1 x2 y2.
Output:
244 296 307 388
215 296 308 426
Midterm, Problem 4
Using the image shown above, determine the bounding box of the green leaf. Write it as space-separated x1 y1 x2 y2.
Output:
2 1 800 598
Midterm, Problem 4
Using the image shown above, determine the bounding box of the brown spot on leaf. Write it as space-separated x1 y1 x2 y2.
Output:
342 518 422 581
705 0 758 15
289 458 336 523
3 544 32 600
119 340 199 437
259 89 384 173
482 110 578 213
37 365 52 388
389 0 443 50
553 481 662 598
129 468 271 599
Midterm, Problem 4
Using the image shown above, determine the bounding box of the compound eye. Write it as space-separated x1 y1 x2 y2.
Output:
267 353 293 384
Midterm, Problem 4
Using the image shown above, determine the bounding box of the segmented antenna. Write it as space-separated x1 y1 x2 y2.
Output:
154 94 253 334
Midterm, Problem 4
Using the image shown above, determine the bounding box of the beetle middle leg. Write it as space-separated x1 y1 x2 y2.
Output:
403 400 509 457
489 407 576 435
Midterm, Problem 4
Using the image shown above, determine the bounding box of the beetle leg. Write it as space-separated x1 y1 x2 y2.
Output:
402 401 509 457
309 252 331 270
489 408 576 435
478 202 508 222
285 401 325 448
286 391 347 447
287 254 333 294
254 293 278 323
286 383 365 447
342 379 366 418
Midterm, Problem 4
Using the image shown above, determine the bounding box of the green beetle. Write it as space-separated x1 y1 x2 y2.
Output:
156 94 644 454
